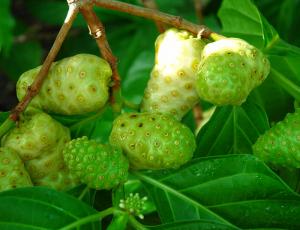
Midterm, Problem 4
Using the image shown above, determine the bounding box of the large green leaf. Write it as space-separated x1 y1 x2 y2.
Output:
195 98 269 157
0 187 100 230
148 220 237 230
218 0 278 49
134 155 300 229
254 0 300 46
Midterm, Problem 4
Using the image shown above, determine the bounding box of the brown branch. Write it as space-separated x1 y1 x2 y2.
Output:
9 3 79 122
93 0 212 38
80 4 121 107
193 104 203 127
141 0 165 33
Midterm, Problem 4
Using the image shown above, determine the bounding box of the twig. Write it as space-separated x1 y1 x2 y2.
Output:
193 104 203 127
9 3 79 122
141 0 165 33
80 4 122 113
93 0 212 38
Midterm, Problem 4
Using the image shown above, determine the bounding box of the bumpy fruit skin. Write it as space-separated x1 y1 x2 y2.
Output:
253 109 300 168
34 167 80 191
63 136 129 190
1 112 79 190
1 112 70 162
0 147 32 192
196 38 270 105
141 28 206 120
17 54 112 115
109 112 196 170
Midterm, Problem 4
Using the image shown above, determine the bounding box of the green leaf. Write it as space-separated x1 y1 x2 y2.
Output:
253 76 294 122
0 112 9 124
266 41 300 102
195 98 269 157
254 0 300 46
0 41 43 81
218 0 278 48
148 220 237 230
0 0 15 53
134 154 300 229
0 187 100 229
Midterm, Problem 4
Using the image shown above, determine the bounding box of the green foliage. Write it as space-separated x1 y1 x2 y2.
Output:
1 0 300 229
135 155 300 229
0 0 14 53
0 187 100 229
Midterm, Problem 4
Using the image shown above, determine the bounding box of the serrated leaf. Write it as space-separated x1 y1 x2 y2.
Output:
195 98 269 157
134 154 300 229
0 187 100 230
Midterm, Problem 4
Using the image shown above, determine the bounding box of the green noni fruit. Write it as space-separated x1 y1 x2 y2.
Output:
0 147 32 192
141 28 206 120
1 112 70 161
63 136 129 190
1 112 79 190
253 109 300 168
34 167 80 191
17 54 112 115
196 38 270 105
109 112 196 170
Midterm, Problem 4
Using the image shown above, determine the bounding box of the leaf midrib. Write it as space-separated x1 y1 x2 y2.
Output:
133 171 238 229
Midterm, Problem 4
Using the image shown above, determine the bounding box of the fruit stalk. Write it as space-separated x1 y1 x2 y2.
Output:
94 0 212 38
9 3 79 122
80 4 122 113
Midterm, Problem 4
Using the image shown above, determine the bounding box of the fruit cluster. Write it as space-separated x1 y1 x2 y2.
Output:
0 28 277 193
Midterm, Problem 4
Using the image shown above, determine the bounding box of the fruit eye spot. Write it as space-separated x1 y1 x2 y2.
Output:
150 117 155 121
120 123 125 127
130 114 138 118
138 123 143 127
177 70 186 78
227 52 232 55
79 71 86 78
129 143 135 150
0 171 6 177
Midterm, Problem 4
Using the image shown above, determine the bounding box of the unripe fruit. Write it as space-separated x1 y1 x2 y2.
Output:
109 112 196 170
17 54 112 115
1 112 70 161
196 38 270 105
34 167 80 191
63 136 129 190
253 109 300 168
0 147 32 192
1 112 79 190
141 28 205 120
